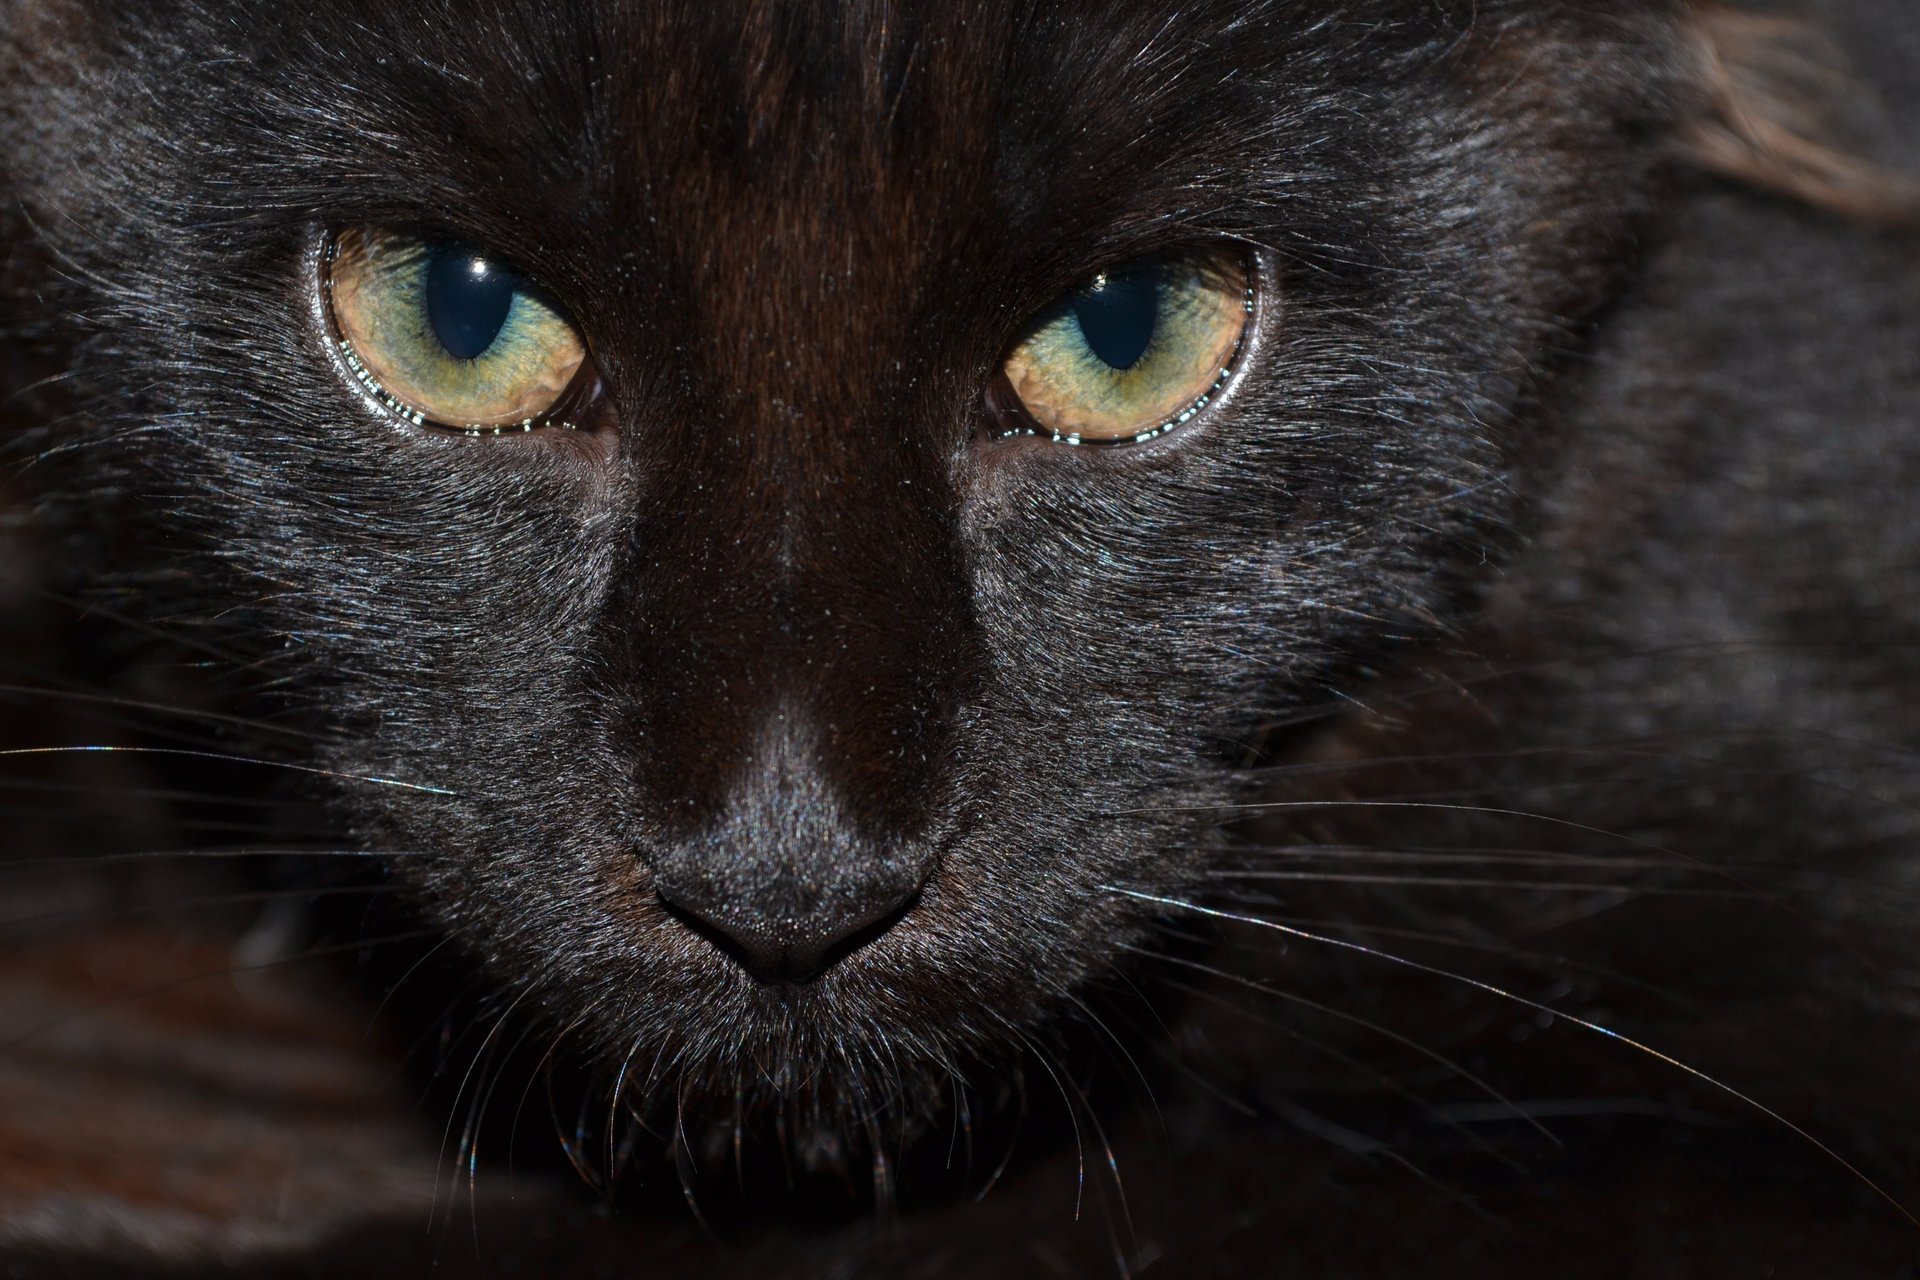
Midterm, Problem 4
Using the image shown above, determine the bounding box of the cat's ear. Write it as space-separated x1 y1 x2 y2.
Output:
1677 4 1918 224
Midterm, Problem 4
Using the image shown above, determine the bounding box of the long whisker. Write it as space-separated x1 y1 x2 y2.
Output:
1057 986 1166 1156
0 773 330 809
0 744 457 795
507 1002 606 1185
360 933 459 1047
432 984 538 1233
1153 971 1514 1209
1122 797 1857 933
466 1018 544 1247
1108 885 1920 1228
1003 1020 1088 1225
0 808 320 839
0 575 257 669
607 1042 638 1192
0 679 319 743
671 1075 714 1233
1131 942 1554 1146
1200 869 1753 897
1245 639 1920 738
1044 1006 1137 1245
1119 796 1691 836
2 846 411 876
1204 840 1920 915
1222 910 1698 1009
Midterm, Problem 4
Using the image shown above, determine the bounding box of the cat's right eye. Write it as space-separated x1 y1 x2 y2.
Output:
324 228 592 434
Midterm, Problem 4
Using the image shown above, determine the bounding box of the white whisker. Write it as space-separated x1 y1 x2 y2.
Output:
1107 885 1920 1228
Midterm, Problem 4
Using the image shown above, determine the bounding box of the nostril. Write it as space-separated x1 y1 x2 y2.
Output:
655 893 788 980
654 878 922 984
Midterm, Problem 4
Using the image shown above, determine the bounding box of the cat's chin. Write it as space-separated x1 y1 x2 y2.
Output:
499 958 1049 1192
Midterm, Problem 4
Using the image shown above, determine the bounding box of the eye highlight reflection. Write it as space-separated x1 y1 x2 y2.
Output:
324 228 592 435
993 247 1252 445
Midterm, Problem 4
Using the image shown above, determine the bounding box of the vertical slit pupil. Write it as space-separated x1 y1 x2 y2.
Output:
426 247 516 361
1072 260 1160 371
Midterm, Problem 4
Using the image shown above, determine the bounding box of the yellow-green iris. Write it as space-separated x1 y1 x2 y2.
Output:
327 228 586 430
1000 248 1250 443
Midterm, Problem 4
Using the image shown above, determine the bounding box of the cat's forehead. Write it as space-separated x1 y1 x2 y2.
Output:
188 0 1675 303
284 0 1433 257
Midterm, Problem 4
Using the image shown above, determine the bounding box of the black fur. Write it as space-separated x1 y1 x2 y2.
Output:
1 0 1917 1274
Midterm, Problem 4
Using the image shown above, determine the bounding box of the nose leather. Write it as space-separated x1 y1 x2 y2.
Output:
646 719 938 984
655 862 924 983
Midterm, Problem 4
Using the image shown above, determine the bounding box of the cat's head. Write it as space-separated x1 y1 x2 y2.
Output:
0 0 1853 1159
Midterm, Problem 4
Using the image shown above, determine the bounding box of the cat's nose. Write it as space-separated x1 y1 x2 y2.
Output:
639 716 945 983
654 863 925 984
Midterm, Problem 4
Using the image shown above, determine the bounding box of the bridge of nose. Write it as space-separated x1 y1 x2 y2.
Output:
614 282 970 970
622 177 972 809
602 98 980 960
625 392 968 829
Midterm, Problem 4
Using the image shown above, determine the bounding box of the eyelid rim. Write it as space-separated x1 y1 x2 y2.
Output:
317 225 604 439
984 242 1262 450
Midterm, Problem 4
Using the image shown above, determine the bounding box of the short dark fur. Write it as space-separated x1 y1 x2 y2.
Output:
1 0 1917 1274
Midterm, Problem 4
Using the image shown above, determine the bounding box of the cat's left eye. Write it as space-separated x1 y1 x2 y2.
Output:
990 246 1252 446
323 228 591 434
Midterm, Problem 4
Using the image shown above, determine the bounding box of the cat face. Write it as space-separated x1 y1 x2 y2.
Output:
4 0 1701 1139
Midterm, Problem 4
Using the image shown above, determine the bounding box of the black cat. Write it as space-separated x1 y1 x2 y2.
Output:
1 0 1917 1275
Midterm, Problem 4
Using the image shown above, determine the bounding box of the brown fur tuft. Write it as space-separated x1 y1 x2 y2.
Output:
1682 6 1919 223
